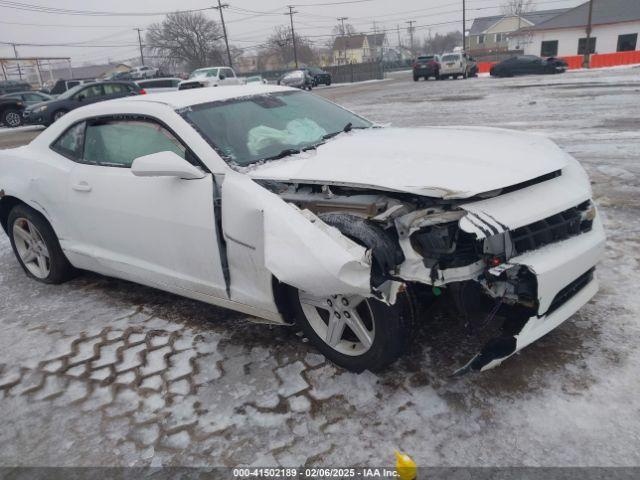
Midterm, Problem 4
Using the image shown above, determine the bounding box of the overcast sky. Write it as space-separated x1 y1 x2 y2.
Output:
0 0 585 66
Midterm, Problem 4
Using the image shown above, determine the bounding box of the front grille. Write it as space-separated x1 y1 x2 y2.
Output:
546 268 595 315
510 202 593 256
178 82 203 90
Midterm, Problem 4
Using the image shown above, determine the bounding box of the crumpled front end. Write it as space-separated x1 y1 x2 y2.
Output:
222 150 605 371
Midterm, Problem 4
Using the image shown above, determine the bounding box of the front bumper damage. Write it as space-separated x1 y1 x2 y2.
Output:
224 155 605 372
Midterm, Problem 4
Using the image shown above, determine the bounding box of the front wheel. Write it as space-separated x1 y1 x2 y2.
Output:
2 108 23 128
291 290 411 372
8 204 75 284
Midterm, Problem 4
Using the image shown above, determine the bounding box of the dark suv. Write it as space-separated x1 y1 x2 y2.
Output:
413 55 441 81
302 67 332 86
24 81 144 126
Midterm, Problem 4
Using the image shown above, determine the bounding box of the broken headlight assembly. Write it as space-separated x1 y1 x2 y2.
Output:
409 222 482 269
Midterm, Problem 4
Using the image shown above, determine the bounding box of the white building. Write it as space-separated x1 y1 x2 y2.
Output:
512 0 640 57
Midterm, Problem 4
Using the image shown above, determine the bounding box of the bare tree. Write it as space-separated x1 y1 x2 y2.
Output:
146 11 226 71
263 26 316 67
501 0 534 16
331 23 357 37
423 31 462 55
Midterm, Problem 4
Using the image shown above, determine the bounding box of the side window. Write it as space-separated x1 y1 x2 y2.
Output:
51 122 85 160
103 83 127 95
75 85 103 100
83 119 187 168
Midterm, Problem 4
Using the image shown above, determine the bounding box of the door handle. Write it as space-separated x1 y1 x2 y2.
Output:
72 181 92 192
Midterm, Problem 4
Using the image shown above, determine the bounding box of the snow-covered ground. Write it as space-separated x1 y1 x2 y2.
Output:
1 67 639 467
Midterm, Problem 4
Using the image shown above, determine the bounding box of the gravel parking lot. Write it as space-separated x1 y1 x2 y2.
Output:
1 67 639 467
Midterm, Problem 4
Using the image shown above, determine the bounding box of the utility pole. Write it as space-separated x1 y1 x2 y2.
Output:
214 0 233 68
406 21 415 57
134 28 145 66
462 0 466 51
338 16 348 65
396 24 401 48
11 43 22 80
286 6 299 68
582 0 594 68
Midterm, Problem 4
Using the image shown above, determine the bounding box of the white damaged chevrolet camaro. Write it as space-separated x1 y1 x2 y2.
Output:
0 84 605 373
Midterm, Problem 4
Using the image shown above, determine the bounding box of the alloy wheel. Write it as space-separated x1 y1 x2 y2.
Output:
298 291 375 356
12 218 50 279
5 111 21 127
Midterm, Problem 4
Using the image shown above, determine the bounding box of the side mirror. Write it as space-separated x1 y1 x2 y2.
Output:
77 94 85 102
219 74 226 80
131 151 205 180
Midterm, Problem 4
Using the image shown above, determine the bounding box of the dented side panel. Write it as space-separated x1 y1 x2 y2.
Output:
221 174 372 305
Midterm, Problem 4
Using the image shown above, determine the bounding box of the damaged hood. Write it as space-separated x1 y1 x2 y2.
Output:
247 126 568 199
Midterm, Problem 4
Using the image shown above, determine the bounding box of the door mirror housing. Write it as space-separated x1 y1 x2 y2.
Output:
77 94 85 102
219 74 226 80
131 151 206 180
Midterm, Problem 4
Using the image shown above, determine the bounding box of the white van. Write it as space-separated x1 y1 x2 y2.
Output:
440 52 471 79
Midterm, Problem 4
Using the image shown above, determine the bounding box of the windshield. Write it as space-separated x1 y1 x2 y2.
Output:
181 91 372 167
58 84 88 100
418 56 434 61
190 68 218 79
442 54 460 62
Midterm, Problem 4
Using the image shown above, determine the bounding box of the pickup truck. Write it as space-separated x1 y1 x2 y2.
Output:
178 67 244 90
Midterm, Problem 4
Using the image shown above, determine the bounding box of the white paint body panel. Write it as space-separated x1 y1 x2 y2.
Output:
248 126 568 199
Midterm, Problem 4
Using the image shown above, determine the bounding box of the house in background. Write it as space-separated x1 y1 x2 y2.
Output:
332 33 387 65
512 0 640 57
468 9 569 57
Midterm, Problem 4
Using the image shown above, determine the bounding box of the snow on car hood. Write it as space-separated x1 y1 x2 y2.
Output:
247 126 568 199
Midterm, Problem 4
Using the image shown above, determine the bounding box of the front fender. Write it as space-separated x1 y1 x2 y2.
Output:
221 173 372 297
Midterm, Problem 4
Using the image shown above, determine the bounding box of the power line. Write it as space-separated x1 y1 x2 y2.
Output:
214 0 233 68
285 6 299 68
134 28 144 65
0 1 213 17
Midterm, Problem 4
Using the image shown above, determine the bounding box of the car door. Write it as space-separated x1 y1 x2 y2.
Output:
220 68 238 85
63 116 228 298
73 84 106 108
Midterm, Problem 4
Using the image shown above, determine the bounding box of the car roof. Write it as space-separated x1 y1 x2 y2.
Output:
124 84 296 109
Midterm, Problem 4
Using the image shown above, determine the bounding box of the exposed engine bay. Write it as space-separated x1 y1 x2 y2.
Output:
257 178 599 373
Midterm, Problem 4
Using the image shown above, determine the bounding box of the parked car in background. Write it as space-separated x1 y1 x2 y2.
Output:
178 67 243 90
245 75 268 85
24 81 144 126
45 79 94 96
302 67 332 86
128 66 158 80
0 97 26 127
136 78 181 93
413 55 441 81
278 70 314 90
490 55 568 77
105 71 133 81
0 80 32 96
2 91 53 106
440 52 474 79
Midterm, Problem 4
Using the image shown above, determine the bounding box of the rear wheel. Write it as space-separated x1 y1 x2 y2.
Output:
292 290 411 372
52 109 67 122
8 204 75 284
413 74 419 81
2 108 23 128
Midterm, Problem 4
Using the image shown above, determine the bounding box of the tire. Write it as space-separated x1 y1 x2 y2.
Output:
2 108 23 128
290 289 411 372
413 74 419 81
52 109 67 123
8 204 75 284
326 80 331 86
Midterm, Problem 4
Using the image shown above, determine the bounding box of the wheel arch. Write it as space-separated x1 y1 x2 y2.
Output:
0 194 57 237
